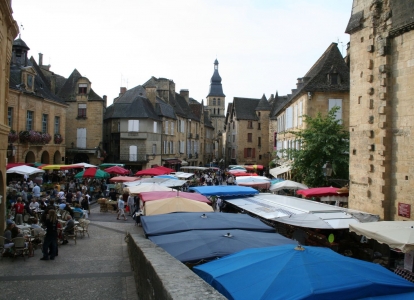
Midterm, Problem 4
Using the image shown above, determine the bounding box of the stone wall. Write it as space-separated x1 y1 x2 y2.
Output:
127 233 226 300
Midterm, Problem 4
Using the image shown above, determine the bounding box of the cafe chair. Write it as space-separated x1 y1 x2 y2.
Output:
12 237 29 261
23 214 30 224
77 219 90 238
63 227 77 245
73 211 82 221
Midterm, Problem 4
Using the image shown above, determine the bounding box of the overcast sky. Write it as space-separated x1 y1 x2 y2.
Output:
12 0 353 106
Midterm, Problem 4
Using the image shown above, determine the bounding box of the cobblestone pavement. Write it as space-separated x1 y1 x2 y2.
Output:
0 203 143 300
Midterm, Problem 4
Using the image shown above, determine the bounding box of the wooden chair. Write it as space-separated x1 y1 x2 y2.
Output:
77 219 90 238
12 237 29 261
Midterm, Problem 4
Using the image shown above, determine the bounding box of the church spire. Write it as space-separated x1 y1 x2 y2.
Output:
207 59 225 97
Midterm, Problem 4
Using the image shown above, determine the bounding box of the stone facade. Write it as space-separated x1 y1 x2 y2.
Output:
0 0 19 234
347 0 414 220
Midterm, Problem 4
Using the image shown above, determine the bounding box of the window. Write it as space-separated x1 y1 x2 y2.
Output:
247 133 252 142
258 137 261 147
232 134 235 142
7 108 13 127
179 141 185 153
153 122 157 133
26 111 34 131
128 120 139 132
179 120 185 133
214 108 216 115
274 132 277 148
244 148 256 158
27 75 33 88
218 108 220 115
258 123 261 130
232 148 235 158
258 112 261 117
232 122 235 129
247 121 253 129
298 101 303 126
285 107 293 130
329 99 343 123
169 141 174 154
129 145 137 161
77 128 87 148
165 121 168 134
54 117 60 134
218 98 221 106
213 98 216 106
171 122 174 135
163 141 167 154
152 144 156 155
78 104 87 118
42 114 48 133
78 83 87 94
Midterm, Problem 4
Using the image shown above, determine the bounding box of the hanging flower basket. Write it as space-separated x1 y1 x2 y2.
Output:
42 133 52 144
19 130 30 143
8 130 19 143
54 133 63 144
27 130 43 144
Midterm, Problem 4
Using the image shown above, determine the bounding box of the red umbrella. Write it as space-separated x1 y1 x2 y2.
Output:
296 187 347 198
135 168 169 176
139 191 211 204
105 166 130 175
155 166 174 173
233 172 257 177
74 168 110 179
109 176 140 183
244 165 264 171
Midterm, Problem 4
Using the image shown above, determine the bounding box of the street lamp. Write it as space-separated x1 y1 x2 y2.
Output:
322 161 333 185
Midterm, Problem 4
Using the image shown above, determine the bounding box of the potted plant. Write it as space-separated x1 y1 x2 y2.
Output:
54 133 63 144
28 130 43 144
19 130 30 143
8 130 19 143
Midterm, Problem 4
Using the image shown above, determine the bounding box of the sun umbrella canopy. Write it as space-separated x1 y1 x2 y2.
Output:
127 183 172 195
135 168 169 176
149 230 295 263
109 176 139 183
7 165 45 176
244 165 264 171
229 166 247 171
104 166 130 175
74 168 110 179
155 166 174 173
39 164 68 170
140 191 211 203
350 221 414 253
269 180 308 192
297 187 346 197
194 244 414 300
236 176 271 189
141 212 275 236
6 163 30 170
61 162 97 169
154 175 177 179
189 186 259 197
144 197 213 216
230 172 252 177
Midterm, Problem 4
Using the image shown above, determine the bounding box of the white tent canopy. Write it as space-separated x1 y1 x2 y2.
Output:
269 165 291 177
6 165 45 176
269 180 308 192
173 172 195 179
226 193 379 229
350 221 414 253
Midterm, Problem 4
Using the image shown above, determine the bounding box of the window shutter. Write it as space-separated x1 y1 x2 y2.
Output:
129 145 137 161
128 120 133 132
252 148 256 158
244 148 247 158
153 122 157 133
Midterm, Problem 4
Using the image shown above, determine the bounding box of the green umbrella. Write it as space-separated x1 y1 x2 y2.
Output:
74 168 110 179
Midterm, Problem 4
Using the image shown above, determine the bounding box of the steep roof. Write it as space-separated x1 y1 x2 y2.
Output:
104 95 161 120
57 69 103 102
173 93 199 121
270 94 290 120
256 94 271 111
233 97 261 121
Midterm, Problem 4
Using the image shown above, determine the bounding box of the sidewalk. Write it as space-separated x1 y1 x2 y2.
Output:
0 203 143 300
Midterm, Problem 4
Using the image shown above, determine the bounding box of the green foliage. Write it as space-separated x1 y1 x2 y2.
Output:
283 107 349 187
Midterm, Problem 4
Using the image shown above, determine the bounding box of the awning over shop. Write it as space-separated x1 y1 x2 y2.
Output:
162 158 182 165
226 194 379 229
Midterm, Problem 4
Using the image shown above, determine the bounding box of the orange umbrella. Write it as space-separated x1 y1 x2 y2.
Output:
109 176 140 183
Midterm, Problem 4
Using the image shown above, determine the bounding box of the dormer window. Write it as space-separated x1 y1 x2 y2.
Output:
327 65 341 85
27 75 33 88
78 83 87 94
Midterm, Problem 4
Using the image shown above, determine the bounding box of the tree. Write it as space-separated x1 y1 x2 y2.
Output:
284 107 349 187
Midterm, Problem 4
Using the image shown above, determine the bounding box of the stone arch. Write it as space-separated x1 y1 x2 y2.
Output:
24 151 36 163
41 151 50 164
53 151 62 164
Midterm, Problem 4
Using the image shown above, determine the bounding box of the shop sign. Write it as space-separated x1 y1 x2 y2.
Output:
398 202 411 218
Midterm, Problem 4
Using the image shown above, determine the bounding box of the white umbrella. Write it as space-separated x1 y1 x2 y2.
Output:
126 183 173 194
6 165 45 176
236 176 271 182
71 162 97 168
269 180 308 192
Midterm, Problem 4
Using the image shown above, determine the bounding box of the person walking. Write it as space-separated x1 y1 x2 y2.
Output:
117 196 127 221
127 194 135 216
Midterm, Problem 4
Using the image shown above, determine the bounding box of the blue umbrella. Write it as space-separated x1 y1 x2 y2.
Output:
189 186 259 197
194 244 414 300
149 230 295 263
141 212 275 236
154 175 177 179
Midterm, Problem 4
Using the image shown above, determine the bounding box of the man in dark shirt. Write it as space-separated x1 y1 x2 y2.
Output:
62 215 75 245
108 189 117 201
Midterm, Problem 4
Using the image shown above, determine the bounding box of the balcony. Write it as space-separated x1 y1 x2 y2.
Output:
120 132 148 139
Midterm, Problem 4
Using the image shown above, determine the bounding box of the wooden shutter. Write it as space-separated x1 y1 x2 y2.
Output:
252 148 256 158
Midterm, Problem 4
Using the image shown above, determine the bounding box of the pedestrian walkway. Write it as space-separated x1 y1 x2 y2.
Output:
0 203 142 300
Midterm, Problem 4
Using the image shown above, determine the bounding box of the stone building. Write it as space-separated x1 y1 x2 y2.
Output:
8 38 68 165
0 0 19 234
56 69 106 165
104 77 214 171
205 59 226 162
270 43 350 177
346 0 414 220
224 94 272 167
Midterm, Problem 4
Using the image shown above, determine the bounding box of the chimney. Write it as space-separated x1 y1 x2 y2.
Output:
180 89 189 103
119 87 127 96
296 78 304 89
39 53 43 66
103 95 107 108
145 86 157 107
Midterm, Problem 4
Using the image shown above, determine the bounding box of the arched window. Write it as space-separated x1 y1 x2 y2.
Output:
218 98 221 106
213 98 216 106
214 108 216 114
218 108 220 115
